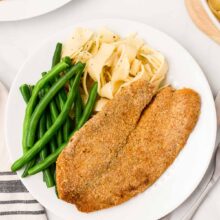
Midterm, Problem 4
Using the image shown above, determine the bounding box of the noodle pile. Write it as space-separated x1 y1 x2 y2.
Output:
62 27 168 111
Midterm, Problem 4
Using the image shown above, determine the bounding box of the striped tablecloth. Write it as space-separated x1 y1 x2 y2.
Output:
0 82 47 220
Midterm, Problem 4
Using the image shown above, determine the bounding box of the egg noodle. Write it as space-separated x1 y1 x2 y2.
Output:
62 27 168 111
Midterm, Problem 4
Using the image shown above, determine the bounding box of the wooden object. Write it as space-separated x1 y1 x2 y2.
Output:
185 0 220 44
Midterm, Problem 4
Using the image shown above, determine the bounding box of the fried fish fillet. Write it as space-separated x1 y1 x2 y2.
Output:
56 79 155 204
72 87 201 212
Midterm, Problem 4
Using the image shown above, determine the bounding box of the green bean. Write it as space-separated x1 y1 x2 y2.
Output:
51 43 73 143
49 100 63 146
49 43 66 147
29 85 35 93
38 111 55 187
20 84 31 104
52 43 62 68
57 88 73 142
63 118 73 142
46 110 57 180
56 89 67 110
54 84 67 112
38 114 46 137
62 57 72 66
43 82 62 149
54 89 66 112
74 91 83 126
76 82 98 130
26 63 84 148
58 87 72 142
11 66 84 172
59 89 67 104
46 113 57 153
52 42 64 109
63 118 71 142
28 142 66 175
20 85 36 177
22 159 36 177
27 82 98 175
22 62 69 153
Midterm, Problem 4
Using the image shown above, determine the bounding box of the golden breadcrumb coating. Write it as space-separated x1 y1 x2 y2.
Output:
56 79 155 204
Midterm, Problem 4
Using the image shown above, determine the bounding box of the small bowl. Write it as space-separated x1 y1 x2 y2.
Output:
200 0 220 30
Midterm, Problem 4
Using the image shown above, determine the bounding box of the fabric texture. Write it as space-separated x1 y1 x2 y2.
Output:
0 82 47 220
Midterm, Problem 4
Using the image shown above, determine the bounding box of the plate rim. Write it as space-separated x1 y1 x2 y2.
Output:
0 0 71 21
5 18 217 219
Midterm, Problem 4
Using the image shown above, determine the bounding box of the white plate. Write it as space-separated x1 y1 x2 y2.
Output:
5 19 217 220
0 0 71 21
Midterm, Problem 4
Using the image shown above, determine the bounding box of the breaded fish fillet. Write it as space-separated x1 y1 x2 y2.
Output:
56 79 155 204
73 87 201 212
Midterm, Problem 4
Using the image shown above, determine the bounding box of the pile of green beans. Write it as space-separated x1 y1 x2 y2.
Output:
11 43 98 190
21 62 69 153
28 82 98 175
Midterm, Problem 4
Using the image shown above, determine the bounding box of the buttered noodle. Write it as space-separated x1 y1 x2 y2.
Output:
62 27 168 111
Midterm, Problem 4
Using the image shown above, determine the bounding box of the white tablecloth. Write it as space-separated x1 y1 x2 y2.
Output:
0 0 220 219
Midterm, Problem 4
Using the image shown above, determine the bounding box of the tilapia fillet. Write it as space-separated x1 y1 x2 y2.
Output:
74 87 201 212
56 84 201 213
56 79 155 204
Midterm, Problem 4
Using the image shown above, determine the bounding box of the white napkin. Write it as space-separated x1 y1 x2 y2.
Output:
0 82 47 220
